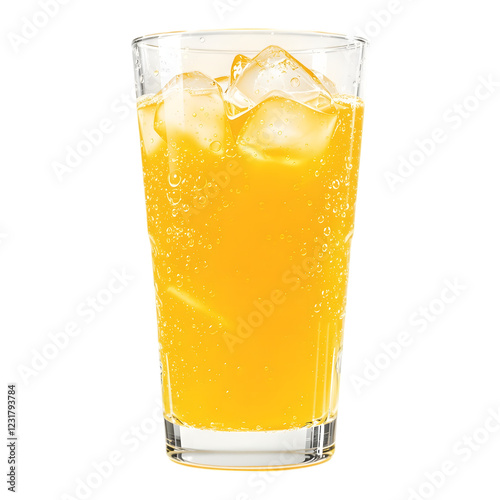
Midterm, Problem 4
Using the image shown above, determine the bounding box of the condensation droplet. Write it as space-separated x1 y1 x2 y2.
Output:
291 77 300 88
167 190 181 206
195 175 207 190
210 141 221 152
168 172 181 187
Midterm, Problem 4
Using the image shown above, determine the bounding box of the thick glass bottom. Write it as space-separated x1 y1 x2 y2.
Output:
165 419 336 470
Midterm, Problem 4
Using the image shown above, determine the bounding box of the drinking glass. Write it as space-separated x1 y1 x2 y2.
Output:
132 30 367 470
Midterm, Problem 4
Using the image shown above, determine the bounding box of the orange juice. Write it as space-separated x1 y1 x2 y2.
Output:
136 47 364 432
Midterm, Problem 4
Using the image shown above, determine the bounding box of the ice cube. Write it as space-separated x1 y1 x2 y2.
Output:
230 54 251 83
225 46 334 118
313 70 338 97
308 71 339 112
154 72 233 157
215 76 230 92
137 94 166 157
236 93 337 166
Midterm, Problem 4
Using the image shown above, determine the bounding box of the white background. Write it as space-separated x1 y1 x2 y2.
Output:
2 0 500 499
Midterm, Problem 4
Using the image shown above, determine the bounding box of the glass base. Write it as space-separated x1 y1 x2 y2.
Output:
165 419 336 470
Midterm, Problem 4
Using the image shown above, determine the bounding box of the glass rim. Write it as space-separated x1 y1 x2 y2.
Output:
131 29 368 53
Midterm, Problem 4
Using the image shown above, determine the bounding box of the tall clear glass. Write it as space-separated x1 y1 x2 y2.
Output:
132 30 367 470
